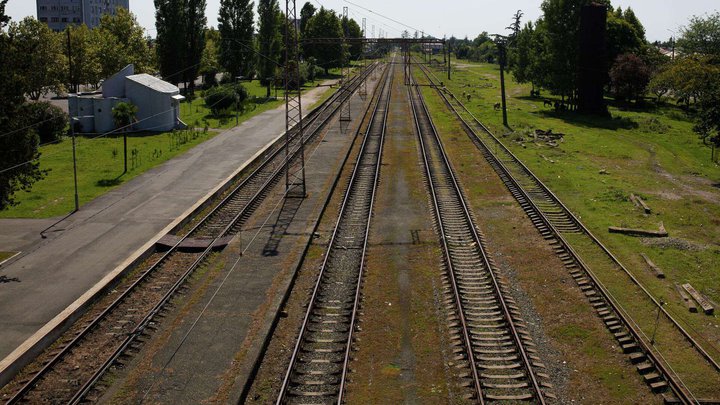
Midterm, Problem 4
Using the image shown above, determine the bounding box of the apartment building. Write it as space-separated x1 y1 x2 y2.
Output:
37 0 130 31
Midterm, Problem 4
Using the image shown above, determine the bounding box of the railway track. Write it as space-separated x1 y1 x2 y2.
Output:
413 59 719 403
275 58 394 405
2 62 380 405
408 63 552 403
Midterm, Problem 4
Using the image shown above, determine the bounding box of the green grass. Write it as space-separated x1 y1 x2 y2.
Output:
0 129 218 219
0 252 17 262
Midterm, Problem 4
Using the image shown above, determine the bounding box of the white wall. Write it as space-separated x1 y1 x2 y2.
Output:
125 81 177 132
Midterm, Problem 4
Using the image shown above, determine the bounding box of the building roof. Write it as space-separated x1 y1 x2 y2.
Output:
126 74 179 94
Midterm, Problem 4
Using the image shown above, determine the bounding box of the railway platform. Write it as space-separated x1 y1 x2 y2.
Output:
0 84 334 380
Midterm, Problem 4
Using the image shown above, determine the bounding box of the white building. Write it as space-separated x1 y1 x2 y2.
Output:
69 65 186 133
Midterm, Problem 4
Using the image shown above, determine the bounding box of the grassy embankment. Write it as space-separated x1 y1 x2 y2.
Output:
0 77 340 219
416 57 720 393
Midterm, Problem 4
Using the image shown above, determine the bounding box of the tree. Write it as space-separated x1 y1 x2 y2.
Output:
507 10 524 44
610 53 651 104
304 7 343 74
0 0 9 27
659 56 720 105
342 16 362 60
258 0 281 97
155 0 206 91
0 9 46 210
679 12 720 59
96 8 154 79
606 10 644 70
694 85 720 160
112 102 138 130
539 0 611 101
8 17 66 100
185 0 207 92
200 28 221 87
299 2 316 36
218 0 255 79
648 66 673 102
154 0 185 85
510 22 535 88
21 102 68 144
65 24 102 91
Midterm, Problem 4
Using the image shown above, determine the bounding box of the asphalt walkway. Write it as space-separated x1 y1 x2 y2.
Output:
0 85 332 364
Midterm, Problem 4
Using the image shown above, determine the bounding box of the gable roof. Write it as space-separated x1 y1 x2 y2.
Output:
126 74 179 94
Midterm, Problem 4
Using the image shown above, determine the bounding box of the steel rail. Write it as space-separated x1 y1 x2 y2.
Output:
413 60 702 404
408 65 546 404
276 59 393 405
417 60 720 373
67 63 382 405
5 62 379 405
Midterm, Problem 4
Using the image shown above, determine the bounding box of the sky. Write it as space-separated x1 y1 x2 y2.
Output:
5 0 720 42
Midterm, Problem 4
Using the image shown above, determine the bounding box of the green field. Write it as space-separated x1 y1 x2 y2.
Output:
0 129 219 219
417 57 720 377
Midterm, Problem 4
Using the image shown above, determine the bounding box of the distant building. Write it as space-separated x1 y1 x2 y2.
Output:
69 65 186 133
37 0 129 31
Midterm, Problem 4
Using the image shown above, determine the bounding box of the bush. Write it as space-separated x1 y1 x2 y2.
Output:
203 83 249 116
21 102 68 144
610 53 651 104
112 101 138 130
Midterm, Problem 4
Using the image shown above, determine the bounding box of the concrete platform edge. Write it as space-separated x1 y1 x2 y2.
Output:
0 125 291 389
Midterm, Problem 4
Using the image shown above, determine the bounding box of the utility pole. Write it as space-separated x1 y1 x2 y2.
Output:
360 18 367 97
496 37 509 127
123 131 128 174
70 118 79 212
340 6 351 122
445 41 451 81
66 29 74 94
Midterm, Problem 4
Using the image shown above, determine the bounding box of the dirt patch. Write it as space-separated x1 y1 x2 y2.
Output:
640 237 707 251
651 190 683 201
652 160 720 205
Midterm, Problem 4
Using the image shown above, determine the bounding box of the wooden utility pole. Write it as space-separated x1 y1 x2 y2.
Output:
497 39 509 127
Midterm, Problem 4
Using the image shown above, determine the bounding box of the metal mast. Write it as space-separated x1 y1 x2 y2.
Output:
340 6 351 121
284 0 306 197
359 17 368 98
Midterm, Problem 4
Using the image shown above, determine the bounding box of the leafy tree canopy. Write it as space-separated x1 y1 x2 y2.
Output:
218 0 255 78
8 17 66 100
679 12 720 59
304 7 343 74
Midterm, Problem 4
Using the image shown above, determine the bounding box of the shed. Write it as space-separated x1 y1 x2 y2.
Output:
125 74 185 132
69 64 186 133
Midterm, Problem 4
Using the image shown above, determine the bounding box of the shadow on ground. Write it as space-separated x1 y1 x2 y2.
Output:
534 110 639 131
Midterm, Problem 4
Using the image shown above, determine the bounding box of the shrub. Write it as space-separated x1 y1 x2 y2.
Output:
112 101 139 131
21 102 68 143
203 83 249 116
